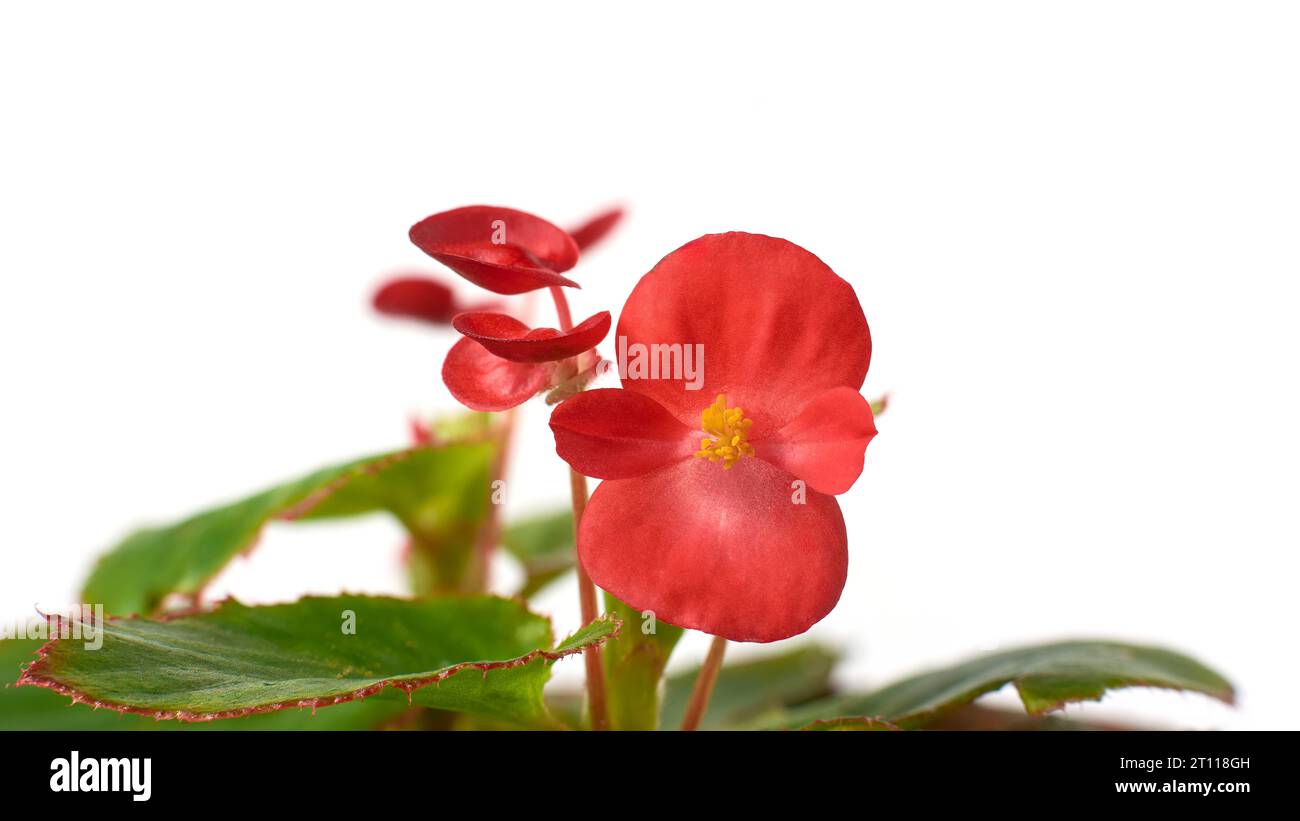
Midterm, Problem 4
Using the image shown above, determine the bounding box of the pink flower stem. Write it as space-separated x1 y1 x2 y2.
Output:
680 635 728 731
549 285 609 731
549 285 574 329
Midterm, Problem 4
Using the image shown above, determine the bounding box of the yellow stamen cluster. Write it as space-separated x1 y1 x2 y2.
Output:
693 394 755 469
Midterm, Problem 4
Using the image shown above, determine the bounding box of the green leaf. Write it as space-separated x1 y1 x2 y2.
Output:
661 644 839 730
760 640 1234 729
1 638 412 729
800 717 899 731
500 508 576 598
428 411 496 442
83 441 495 615
602 594 684 730
2 638 144 729
16 595 617 728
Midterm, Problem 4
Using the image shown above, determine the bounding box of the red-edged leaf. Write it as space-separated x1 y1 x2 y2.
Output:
16 596 618 728
81 441 496 615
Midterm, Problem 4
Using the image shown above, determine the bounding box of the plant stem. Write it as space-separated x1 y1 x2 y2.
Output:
549 284 609 731
548 285 574 329
680 635 728 731
568 467 609 730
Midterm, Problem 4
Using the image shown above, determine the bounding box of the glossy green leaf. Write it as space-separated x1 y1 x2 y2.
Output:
661 644 838 730
1 637 412 729
16 595 617 728
83 441 495 615
500 508 576 598
2 638 146 729
760 640 1234 729
602 594 684 730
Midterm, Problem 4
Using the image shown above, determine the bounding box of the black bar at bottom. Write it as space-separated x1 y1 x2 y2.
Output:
0 729 1284 808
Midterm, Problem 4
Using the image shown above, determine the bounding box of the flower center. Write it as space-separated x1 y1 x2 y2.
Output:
693 394 755 470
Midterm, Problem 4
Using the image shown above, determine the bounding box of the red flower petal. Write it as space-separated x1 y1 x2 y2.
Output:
372 276 456 324
568 206 625 251
578 457 848 642
616 232 871 432
549 389 694 479
451 311 611 364
441 336 548 411
409 206 580 295
753 386 877 495
373 275 500 324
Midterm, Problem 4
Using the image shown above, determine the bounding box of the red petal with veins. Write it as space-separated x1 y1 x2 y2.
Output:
452 311 611 364
372 276 457 324
441 337 548 411
549 388 694 479
578 457 848 642
616 232 870 432
753 386 877 495
568 206 625 251
410 205 581 295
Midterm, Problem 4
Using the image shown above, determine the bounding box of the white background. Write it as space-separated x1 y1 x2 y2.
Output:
2 2 1297 729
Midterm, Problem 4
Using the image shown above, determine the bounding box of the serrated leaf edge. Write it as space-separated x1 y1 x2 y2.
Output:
14 595 620 723
84 437 498 615
829 673 1235 730
798 716 900 731
1014 673 1236 718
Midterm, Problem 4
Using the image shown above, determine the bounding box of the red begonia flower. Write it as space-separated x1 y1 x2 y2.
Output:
451 311 611 363
548 232 875 643
372 275 495 325
568 206 625 251
409 206 580 295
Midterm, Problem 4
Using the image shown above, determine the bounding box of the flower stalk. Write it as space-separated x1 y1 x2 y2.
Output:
551 285 609 731
680 635 728 731
568 467 609 730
